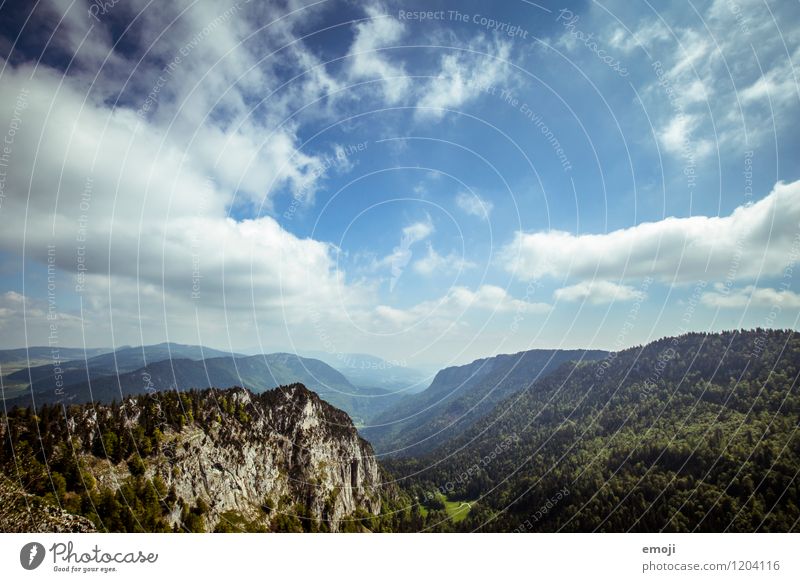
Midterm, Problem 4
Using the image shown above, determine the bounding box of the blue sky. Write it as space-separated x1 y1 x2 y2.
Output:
0 0 798 367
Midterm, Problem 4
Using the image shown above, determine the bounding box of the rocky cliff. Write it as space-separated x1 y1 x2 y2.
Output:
0 474 96 532
1 384 382 532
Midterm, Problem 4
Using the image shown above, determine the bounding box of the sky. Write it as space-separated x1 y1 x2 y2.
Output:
0 0 798 368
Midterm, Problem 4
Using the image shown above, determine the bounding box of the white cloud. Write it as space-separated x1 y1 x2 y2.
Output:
364 217 435 291
0 52 369 347
641 2 800 153
371 218 434 270
607 20 670 53
455 191 494 220
701 284 800 309
0 291 82 333
371 285 550 332
416 39 512 119
554 280 645 305
658 113 713 160
402 219 435 244
413 244 476 276
740 66 800 108
346 6 411 103
500 180 800 283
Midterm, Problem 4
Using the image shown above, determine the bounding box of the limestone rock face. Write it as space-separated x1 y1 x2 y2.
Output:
0 474 96 533
86 384 381 532
157 385 381 531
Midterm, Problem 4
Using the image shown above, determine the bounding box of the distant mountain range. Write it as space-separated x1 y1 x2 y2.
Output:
0 346 112 364
362 349 607 456
304 351 431 394
5 342 241 387
2 344 403 424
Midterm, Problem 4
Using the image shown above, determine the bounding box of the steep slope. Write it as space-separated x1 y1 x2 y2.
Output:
387 329 800 532
7 353 393 424
1 384 382 532
363 349 607 456
0 474 95 532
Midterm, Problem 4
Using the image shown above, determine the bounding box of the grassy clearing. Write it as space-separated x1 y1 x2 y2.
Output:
418 492 475 523
443 496 474 523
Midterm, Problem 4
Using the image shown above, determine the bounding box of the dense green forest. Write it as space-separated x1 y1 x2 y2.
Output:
386 329 800 532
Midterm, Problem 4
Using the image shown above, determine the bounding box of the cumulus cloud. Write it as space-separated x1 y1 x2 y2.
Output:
701 284 800 309
500 180 800 283
554 280 646 305
0 29 368 348
455 191 494 220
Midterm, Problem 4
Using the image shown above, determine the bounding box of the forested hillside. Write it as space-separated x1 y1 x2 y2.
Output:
386 330 800 532
364 349 606 456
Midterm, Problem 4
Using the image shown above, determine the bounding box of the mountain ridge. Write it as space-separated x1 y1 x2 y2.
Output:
363 348 608 456
1 383 383 532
